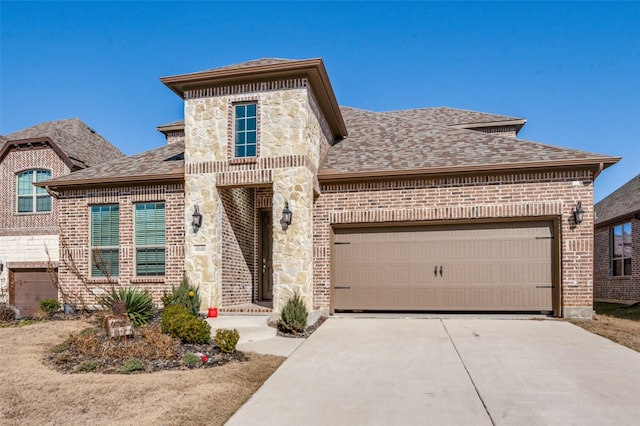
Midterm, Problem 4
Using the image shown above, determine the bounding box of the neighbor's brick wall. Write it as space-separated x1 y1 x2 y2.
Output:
56 184 185 308
220 187 255 306
594 218 640 301
313 170 595 316
0 146 68 236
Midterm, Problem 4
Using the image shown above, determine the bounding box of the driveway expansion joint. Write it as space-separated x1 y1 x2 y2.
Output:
440 319 496 426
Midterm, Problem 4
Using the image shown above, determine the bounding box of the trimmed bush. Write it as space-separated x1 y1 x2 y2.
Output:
120 357 144 374
39 298 61 315
183 352 201 368
161 304 211 344
279 292 308 334
101 287 155 326
214 328 240 354
162 277 201 317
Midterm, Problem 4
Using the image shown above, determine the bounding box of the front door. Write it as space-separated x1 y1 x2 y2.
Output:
259 210 273 301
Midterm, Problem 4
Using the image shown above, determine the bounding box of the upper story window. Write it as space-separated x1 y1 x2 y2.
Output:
234 103 257 158
135 202 166 276
611 222 632 277
17 169 51 213
90 205 120 277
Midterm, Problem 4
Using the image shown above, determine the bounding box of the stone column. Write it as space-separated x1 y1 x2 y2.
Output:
271 167 314 312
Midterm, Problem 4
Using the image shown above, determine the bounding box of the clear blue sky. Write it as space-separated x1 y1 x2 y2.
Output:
1 1 638 202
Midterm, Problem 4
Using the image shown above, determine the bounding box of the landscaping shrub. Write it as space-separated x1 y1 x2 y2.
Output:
75 361 97 373
120 357 144 374
0 304 17 322
279 292 308 334
183 352 201 368
101 287 155 326
70 325 177 360
39 298 61 315
162 277 201 317
161 304 211 344
214 328 240 354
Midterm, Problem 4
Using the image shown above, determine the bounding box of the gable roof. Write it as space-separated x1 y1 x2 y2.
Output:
1 118 124 169
595 173 640 226
40 141 184 188
319 107 619 181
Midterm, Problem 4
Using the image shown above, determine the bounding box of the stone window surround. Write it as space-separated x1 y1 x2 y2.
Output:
15 168 52 215
610 221 632 277
227 96 261 164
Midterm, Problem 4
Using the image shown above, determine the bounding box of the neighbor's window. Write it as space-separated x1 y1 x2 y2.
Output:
17 169 51 213
611 222 632 276
234 103 257 158
90 205 120 277
135 202 166 276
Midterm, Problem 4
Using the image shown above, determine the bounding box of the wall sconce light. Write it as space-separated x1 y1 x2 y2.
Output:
192 205 202 233
0 259 3 273
572 201 585 225
281 201 293 231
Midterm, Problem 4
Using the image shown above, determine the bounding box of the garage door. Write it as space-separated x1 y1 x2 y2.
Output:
332 221 554 312
12 270 58 317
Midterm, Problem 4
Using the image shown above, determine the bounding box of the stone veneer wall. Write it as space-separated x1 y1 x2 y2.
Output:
183 80 331 312
594 218 640 301
220 187 255 306
56 184 185 307
313 170 595 318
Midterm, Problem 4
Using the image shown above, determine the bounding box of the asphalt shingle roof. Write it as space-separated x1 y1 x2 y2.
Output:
321 107 616 175
595 173 640 225
383 107 524 127
44 141 184 186
5 118 124 168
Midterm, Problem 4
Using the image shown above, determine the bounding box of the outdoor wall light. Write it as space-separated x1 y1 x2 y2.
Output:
281 201 293 231
0 259 3 273
192 205 203 233
572 201 585 225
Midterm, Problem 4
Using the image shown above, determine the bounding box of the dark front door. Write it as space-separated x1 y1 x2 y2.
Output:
260 210 273 301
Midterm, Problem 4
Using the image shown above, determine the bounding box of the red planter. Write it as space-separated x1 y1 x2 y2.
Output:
208 307 218 318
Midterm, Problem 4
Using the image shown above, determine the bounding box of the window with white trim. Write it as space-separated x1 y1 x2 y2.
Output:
17 169 51 213
90 205 120 277
611 222 632 276
234 102 257 158
135 202 166 276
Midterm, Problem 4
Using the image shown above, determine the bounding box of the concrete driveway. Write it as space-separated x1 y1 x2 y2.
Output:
227 317 640 425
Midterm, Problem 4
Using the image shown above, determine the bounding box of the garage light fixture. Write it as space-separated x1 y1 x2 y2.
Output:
0 259 3 272
281 201 293 231
192 205 202 234
572 201 585 225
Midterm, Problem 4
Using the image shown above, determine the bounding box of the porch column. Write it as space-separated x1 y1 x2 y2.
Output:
271 167 314 312
185 174 223 312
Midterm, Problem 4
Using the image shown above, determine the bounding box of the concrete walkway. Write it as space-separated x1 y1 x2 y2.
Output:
227 317 640 425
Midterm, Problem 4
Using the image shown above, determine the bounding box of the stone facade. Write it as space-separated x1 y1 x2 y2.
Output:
55 184 185 307
594 218 640 302
183 80 330 312
313 171 595 318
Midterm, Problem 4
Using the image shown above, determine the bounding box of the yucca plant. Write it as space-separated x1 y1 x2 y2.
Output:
101 287 155 326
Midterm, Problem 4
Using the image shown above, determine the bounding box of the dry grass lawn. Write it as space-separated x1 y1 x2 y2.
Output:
571 314 640 353
0 320 284 425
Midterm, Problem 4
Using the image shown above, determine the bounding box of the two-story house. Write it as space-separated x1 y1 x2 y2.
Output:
41 58 619 319
0 119 124 316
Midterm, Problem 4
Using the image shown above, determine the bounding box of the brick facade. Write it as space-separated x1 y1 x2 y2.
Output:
313 170 595 317
55 184 185 307
594 218 640 302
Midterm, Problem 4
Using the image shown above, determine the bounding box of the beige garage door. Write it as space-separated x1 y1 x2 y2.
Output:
332 221 555 312
12 270 58 317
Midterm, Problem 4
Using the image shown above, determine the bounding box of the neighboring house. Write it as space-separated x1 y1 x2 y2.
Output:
594 173 640 302
42 58 619 319
0 119 124 316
